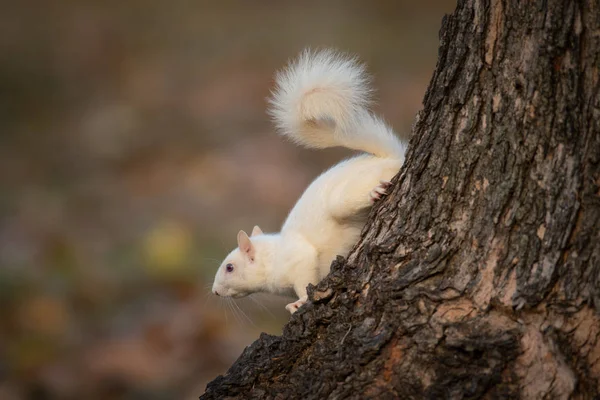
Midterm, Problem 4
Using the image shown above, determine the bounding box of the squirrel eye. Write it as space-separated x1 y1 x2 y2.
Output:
225 263 234 273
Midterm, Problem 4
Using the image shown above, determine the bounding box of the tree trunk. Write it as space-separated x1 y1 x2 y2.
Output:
201 0 600 398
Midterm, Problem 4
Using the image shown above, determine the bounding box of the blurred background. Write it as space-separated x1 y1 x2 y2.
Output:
0 1 456 398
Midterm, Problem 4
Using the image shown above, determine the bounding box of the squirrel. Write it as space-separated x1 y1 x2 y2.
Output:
211 49 406 314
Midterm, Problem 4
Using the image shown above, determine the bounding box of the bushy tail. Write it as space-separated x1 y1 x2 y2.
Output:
268 49 405 159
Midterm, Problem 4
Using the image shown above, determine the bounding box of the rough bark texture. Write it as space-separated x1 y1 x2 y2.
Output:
201 0 600 398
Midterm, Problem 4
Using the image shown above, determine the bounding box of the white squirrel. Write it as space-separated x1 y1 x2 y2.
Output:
212 49 406 314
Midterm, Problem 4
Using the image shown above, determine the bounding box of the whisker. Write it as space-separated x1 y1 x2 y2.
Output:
213 297 227 326
224 298 232 320
199 291 213 309
249 295 275 318
224 299 231 326
233 301 247 326
228 298 243 325
233 299 256 327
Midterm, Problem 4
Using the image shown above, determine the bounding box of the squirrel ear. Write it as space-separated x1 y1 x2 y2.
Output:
237 230 255 260
251 225 263 237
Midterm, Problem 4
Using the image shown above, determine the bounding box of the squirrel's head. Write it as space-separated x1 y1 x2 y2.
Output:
212 226 266 298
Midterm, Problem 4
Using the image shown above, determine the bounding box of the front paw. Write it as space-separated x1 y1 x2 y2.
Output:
285 296 308 314
369 180 392 203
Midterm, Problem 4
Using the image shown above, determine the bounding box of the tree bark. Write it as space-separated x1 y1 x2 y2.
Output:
201 0 600 398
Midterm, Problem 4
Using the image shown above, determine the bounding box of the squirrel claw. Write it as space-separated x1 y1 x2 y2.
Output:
285 296 308 314
369 180 392 203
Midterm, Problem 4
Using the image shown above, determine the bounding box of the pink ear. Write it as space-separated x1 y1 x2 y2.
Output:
237 230 255 260
251 225 263 237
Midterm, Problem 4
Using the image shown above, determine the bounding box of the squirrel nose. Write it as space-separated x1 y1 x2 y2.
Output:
214 290 220 296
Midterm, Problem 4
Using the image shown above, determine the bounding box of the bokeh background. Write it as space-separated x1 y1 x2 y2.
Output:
0 1 456 398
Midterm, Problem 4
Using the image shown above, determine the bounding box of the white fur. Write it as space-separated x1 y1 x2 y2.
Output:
212 49 407 314
268 48 405 158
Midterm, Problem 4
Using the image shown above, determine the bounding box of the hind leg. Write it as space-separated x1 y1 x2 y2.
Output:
369 180 392 203
327 161 399 220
